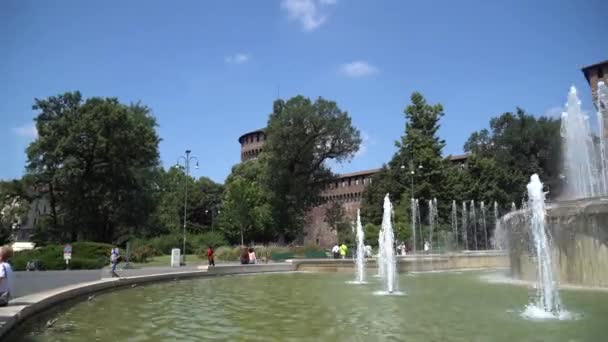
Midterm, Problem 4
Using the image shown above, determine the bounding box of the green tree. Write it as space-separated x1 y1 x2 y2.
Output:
219 176 271 246
324 201 352 244
263 96 361 242
25 92 161 243
362 92 448 228
464 108 561 203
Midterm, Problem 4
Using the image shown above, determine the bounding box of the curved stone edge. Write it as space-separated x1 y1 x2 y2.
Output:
0 263 296 339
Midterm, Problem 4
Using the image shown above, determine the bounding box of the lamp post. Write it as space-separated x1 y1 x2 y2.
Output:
177 150 198 264
400 161 423 252
205 207 221 232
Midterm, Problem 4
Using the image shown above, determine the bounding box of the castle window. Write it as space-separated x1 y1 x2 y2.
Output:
599 67 605 79
355 178 360 185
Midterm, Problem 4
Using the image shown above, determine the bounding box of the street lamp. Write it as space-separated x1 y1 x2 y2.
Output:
177 149 199 264
205 207 221 232
400 162 423 252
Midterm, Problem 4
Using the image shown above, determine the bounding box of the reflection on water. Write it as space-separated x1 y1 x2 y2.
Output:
9 272 608 342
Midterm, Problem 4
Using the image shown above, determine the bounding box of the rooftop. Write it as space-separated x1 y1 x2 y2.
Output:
581 59 608 84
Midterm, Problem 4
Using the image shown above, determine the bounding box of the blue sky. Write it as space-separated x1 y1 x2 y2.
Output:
1 0 607 183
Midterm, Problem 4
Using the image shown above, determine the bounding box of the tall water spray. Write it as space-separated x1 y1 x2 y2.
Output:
523 174 566 319
416 199 422 252
561 86 601 198
451 200 458 249
377 217 386 278
462 201 468 250
380 194 398 293
428 200 434 251
354 209 366 284
410 198 417 253
433 198 439 250
598 81 608 193
511 202 517 212
470 200 477 250
481 201 487 249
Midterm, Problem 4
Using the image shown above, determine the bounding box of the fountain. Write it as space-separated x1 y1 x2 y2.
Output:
481 201 487 249
462 201 468 250
561 86 602 198
522 174 570 320
411 198 417 253
511 202 516 212
451 200 458 249
376 194 399 294
351 209 366 284
470 200 477 250
416 199 422 253
428 200 434 251
377 215 386 278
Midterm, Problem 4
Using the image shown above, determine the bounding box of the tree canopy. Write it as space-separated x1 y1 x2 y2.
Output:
261 96 361 242
25 92 161 243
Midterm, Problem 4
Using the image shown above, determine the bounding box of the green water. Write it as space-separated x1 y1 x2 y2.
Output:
10 271 608 342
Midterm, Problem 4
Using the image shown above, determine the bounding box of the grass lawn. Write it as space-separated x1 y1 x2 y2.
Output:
129 254 203 267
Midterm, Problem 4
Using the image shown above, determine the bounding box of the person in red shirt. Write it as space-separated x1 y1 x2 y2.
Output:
207 245 215 267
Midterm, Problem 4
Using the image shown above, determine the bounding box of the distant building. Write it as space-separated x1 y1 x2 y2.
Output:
582 59 608 136
582 59 608 106
237 127 470 246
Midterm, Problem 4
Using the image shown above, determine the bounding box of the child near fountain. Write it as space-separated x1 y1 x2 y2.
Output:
0 246 14 307
207 245 215 267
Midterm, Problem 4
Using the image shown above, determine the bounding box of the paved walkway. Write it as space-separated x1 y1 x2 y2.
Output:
13 264 212 298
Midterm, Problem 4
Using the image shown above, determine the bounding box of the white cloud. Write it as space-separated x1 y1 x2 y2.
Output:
281 0 336 32
225 53 250 64
339 61 378 78
12 123 37 139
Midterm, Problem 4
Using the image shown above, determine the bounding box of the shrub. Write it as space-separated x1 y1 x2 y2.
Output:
131 244 159 263
69 257 107 270
12 242 116 271
131 232 228 256
190 232 228 250
213 246 241 261
294 244 326 257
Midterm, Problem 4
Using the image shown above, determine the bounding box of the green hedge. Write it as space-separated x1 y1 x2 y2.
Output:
131 232 228 256
12 242 116 271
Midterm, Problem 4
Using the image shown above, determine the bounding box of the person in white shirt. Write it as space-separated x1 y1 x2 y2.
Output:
110 247 120 277
0 246 15 306
364 245 373 258
248 247 257 264
331 244 340 259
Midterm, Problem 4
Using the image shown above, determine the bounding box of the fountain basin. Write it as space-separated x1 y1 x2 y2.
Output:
504 198 608 288
8 271 608 341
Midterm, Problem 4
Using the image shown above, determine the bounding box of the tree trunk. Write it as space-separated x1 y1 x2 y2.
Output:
240 228 244 247
49 183 59 230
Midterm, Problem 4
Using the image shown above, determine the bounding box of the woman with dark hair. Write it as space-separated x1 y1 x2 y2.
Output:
248 247 257 264
240 248 250 265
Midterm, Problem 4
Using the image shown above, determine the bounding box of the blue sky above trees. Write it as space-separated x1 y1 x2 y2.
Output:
2 0 607 182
